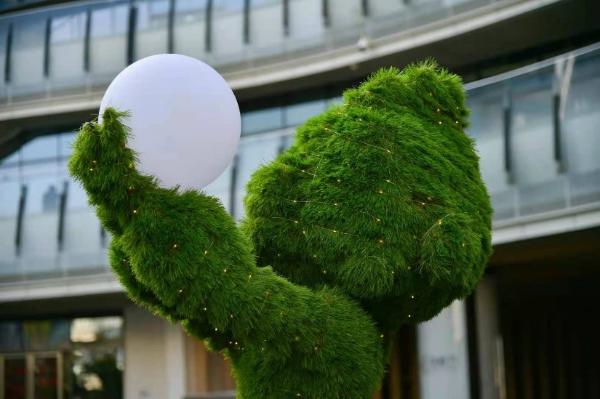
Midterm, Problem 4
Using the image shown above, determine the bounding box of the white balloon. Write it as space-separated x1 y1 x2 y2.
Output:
99 54 240 190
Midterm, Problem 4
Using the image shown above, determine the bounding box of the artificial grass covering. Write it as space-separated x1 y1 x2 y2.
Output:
69 61 492 398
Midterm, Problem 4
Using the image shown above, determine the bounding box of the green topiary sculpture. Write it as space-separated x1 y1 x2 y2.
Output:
69 62 492 399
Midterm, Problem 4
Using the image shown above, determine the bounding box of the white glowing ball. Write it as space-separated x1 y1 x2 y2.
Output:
99 54 240 190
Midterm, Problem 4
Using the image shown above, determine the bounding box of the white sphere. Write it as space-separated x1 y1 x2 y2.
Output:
99 54 240 190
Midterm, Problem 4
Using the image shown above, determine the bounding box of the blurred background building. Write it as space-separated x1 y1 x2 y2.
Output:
0 0 599 398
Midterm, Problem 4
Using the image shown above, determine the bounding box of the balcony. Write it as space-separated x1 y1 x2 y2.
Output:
1 43 599 286
0 0 551 108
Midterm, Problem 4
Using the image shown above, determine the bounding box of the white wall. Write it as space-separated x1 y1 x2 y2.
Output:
124 305 186 399
418 300 471 399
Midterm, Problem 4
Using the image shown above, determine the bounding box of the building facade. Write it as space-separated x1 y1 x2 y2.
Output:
1 0 599 398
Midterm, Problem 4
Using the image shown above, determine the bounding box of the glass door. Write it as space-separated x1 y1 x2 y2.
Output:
3 355 27 399
33 353 60 399
1 352 62 399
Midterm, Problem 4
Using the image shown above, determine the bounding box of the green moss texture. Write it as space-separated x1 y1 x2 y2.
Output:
69 61 492 399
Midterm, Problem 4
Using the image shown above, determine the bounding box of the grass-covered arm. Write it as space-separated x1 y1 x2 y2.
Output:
69 109 385 398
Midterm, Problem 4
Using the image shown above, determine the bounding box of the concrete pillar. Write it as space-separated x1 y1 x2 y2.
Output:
475 276 504 399
124 306 186 399
165 320 186 399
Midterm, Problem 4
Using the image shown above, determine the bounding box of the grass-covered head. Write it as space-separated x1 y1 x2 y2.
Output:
242 61 492 330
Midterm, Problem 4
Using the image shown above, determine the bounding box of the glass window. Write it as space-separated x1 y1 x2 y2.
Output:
59 132 77 158
327 96 343 106
233 134 281 219
285 99 326 126
288 0 323 46
49 9 87 88
0 181 20 218
211 0 245 61
329 0 363 29
369 0 406 17
135 0 170 59
0 23 7 98
174 0 208 58
467 83 509 194
564 53 600 175
249 0 284 52
280 133 294 152
563 53 600 206
22 170 61 215
418 301 471 399
90 3 128 78
510 68 556 186
11 14 46 95
0 149 20 167
66 178 89 211
242 107 283 134
0 179 20 278
90 3 128 37
203 165 232 212
68 317 124 399
0 322 23 352
21 135 58 163
0 317 124 399
214 0 244 12
23 319 71 351
60 159 104 270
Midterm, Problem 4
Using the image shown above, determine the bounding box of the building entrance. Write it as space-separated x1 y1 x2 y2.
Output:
1 351 62 399
492 229 600 399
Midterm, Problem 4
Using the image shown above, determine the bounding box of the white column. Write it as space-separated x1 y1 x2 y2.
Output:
124 306 168 399
418 300 471 399
165 321 186 399
475 276 504 399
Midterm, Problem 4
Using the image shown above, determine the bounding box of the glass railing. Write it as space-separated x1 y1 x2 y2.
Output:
1 43 600 283
466 43 600 222
0 0 499 105
0 135 110 282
